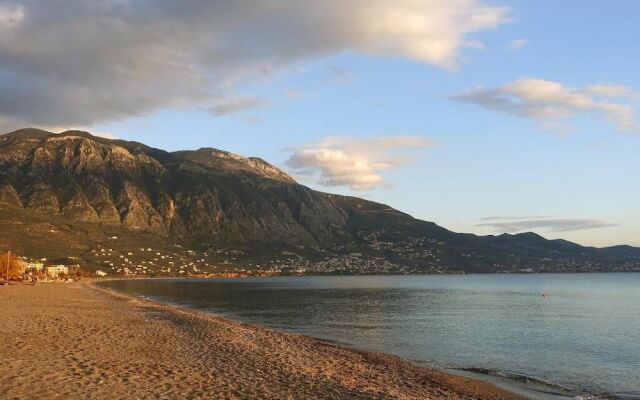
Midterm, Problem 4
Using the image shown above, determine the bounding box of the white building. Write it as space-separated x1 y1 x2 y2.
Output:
26 262 44 272
46 265 69 278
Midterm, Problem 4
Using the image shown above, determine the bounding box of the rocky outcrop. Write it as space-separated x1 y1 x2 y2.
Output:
173 148 294 184
116 182 165 233
85 180 121 225
25 184 60 214
0 184 22 207
61 190 99 222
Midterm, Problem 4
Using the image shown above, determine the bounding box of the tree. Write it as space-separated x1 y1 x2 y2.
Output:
73 266 92 279
0 252 26 281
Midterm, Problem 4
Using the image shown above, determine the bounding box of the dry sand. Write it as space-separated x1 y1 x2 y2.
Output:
0 282 524 400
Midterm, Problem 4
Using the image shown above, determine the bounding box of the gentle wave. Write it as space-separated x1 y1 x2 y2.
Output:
457 367 631 400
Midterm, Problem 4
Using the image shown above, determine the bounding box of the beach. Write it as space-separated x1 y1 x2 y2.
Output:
0 282 523 400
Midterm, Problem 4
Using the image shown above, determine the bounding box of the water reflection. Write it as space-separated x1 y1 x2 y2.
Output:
101 273 640 399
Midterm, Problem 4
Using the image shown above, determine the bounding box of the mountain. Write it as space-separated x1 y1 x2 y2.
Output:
1 128 639 275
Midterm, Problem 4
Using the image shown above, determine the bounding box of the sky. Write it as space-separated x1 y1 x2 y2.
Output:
0 0 638 247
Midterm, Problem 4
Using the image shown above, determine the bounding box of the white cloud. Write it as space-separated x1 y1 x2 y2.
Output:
0 0 509 129
0 3 24 28
453 78 638 132
506 38 528 50
477 216 618 233
286 136 430 190
584 84 638 99
210 96 268 116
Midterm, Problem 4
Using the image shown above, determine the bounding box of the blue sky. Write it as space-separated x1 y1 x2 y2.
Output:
1 1 638 246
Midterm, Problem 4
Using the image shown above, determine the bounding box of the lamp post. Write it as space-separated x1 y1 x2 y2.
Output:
5 250 9 287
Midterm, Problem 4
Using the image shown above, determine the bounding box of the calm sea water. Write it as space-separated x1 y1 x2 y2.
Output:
101 274 640 399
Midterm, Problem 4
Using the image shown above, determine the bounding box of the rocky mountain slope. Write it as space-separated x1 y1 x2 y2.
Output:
1 128 639 275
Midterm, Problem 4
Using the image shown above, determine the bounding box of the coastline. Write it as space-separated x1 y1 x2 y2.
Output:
1 281 526 399
98 277 581 400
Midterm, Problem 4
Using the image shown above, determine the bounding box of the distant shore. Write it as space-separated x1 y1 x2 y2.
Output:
1 282 524 399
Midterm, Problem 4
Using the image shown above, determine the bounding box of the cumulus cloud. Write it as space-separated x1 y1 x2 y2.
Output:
453 79 638 132
478 216 618 233
286 136 431 190
0 0 509 130
210 96 268 116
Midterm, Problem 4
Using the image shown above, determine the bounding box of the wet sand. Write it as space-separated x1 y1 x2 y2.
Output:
0 282 524 399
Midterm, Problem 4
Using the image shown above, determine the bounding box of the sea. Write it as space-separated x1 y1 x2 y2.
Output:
100 273 640 399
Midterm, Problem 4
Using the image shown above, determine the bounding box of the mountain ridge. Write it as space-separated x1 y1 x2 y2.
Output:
1 128 638 275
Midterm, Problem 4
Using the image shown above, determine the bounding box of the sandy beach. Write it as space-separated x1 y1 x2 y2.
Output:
0 282 524 400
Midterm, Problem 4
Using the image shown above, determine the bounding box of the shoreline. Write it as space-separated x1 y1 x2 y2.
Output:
94 283 536 400
1 281 527 399
95 277 589 399
101 279 577 400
